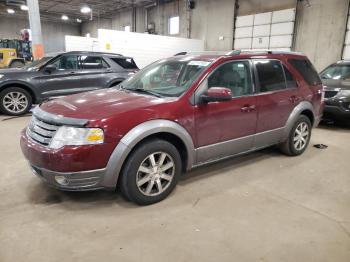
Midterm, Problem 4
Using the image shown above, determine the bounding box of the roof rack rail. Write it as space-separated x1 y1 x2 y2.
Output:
226 49 304 56
174 51 230 56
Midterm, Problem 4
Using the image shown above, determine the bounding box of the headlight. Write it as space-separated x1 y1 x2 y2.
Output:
0 74 4 79
49 126 104 149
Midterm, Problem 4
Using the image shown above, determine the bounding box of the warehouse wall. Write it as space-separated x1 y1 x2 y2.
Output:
81 18 112 38
294 0 349 70
0 15 80 54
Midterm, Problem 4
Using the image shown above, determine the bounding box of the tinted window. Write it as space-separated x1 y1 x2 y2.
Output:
208 61 252 97
320 64 350 80
0 53 3 60
111 58 138 69
283 65 297 88
79 56 109 69
289 59 322 85
51 55 78 70
255 60 286 92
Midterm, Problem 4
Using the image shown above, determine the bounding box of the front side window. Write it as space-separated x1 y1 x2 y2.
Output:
51 55 78 70
79 56 109 69
208 61 253 97
255 60 286 92
121 59 211 97
320 64 350 80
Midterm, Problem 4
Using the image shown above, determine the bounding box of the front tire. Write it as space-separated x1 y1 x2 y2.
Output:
0 87 32 116
119 139 182 205
280 115 312 156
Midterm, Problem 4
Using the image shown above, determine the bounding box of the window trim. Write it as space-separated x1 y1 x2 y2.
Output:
193 59 256 105
252 58 297 95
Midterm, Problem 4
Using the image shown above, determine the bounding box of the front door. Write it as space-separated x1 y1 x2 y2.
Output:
36 54 83 98
194 60 258 164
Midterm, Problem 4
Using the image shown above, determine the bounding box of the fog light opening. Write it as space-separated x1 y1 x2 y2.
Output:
55 176 69 186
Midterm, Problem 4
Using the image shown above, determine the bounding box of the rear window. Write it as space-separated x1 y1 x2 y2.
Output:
111 57 138 69
254 60 286 92
289 59 321 86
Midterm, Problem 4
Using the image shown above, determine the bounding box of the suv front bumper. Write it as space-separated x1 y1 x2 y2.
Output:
20 129 119 191
30 165 107 191
324 99 350 120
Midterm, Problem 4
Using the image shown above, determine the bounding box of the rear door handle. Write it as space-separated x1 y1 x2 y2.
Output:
241 105 256 113
289 96 300 103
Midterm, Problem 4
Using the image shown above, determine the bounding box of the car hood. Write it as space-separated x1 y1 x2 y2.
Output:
0 68 36 79
39 88 176 120
322 79 350 90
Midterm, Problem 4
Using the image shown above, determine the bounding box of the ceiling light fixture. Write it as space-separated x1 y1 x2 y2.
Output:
7 8 15 14
20 5 29 11
61 14 69 20
76 18 82 23
80 6 91 14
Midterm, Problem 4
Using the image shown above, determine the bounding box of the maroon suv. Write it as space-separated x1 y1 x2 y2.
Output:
20 51 324 205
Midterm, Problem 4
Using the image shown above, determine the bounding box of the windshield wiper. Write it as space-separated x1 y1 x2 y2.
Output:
129 88 164 98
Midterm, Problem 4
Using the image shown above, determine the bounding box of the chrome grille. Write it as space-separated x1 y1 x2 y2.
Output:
26 116 60 146
324 90 339 99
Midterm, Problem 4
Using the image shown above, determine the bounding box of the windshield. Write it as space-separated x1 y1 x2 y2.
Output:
23 56 53 71
120 58 212 97
320 64 350 80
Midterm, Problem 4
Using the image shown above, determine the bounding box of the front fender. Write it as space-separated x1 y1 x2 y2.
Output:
100 119 195 188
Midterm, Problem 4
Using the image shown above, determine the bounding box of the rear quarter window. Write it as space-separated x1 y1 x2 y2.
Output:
111 57 138 69
288 59 322 86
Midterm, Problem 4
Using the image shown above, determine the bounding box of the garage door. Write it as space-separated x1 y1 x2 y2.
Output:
233 8 296 51
343 10 350 60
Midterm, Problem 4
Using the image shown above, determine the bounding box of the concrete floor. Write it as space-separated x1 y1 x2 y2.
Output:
0 114 349 262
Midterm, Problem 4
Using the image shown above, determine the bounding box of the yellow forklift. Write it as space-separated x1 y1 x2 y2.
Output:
0 39 32 68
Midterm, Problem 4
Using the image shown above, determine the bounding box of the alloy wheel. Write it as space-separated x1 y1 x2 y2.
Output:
3 91 28 114
136 152 175 197
293 122 309 151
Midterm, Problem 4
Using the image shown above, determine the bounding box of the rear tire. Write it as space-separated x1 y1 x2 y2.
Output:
119 139 182 205
0 87 32 116
280 115 312 156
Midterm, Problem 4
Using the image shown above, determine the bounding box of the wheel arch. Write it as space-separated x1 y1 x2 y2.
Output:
0 82 37 103
101 120 195 188
283 101 315 140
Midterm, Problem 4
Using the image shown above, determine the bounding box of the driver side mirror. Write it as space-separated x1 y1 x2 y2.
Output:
201 87 232 103
44 64 57 74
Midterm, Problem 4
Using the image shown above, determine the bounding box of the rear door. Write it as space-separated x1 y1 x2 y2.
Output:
253 59 300 148
194 60 258 164
76 55 113 90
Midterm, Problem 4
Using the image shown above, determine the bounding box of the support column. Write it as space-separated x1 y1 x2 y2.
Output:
27 0 44 60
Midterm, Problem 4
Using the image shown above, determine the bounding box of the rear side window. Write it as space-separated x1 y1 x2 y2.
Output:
289 59 321 85
283 65 297 88
79 56 109 69
254 60 286 92
111 57 138 69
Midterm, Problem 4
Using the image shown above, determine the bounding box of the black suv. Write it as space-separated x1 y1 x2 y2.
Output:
320 61 350 121
0 51 138 115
